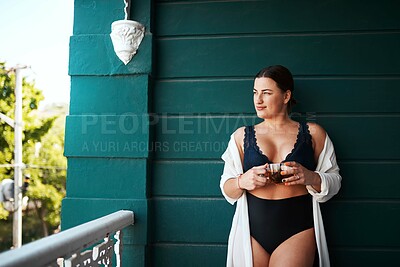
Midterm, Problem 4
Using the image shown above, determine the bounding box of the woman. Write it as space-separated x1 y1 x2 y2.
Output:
220 65 341 267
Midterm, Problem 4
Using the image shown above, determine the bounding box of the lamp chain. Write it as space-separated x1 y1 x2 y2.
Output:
124 0 130 20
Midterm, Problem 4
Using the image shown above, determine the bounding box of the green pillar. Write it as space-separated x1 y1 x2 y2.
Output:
62 1 152 266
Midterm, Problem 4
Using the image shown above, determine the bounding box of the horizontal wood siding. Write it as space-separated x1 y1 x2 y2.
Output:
154 78 400 113
152 0 400 266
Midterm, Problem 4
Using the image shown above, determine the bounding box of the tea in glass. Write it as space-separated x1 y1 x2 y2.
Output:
267 163 292 184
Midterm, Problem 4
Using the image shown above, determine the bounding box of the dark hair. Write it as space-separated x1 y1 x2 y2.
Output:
255 65 297 112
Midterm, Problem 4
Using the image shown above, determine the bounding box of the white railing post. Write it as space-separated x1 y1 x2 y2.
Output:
0 210 134 267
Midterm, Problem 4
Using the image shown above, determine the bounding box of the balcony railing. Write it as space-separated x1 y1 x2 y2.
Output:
0 210 134 267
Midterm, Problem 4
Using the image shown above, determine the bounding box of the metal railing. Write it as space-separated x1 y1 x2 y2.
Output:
0 210 134 267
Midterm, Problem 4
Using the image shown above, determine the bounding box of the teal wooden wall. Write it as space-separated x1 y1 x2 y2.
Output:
152 0 400 266
62 0 153 266
62 0 400 266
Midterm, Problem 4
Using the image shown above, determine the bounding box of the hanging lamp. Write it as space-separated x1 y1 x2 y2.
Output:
110 0 145 65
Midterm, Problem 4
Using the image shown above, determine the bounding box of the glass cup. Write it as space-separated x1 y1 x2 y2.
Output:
267 163 293 184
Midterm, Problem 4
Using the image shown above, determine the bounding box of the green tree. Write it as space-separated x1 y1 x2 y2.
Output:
0 62 67 250
25 105 67 237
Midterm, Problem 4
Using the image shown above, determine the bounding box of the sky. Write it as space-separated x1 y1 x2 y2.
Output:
0 0 74 108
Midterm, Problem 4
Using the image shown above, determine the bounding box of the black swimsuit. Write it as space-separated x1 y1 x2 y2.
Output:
243 122 317 255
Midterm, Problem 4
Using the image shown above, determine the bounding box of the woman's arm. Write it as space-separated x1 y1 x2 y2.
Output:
223 177 245 200
308 123 327 192
281 123 326 191
281 123 341 201
222 128 246 200
308 123 342 202
223 164 269 199
220 128 269 203
220 129 245 204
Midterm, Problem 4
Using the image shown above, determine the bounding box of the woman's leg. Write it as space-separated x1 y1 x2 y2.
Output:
269 228 316 267
251 236 270 267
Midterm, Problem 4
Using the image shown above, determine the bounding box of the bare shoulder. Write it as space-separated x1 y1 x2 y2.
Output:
233 127 246 159
307 122 327 156
233 126 246 148
307 122 326 140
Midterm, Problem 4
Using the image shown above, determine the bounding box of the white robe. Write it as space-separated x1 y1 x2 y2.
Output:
220 132 342 267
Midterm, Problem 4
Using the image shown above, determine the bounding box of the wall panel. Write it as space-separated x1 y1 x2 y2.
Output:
154 78 400 114
152 244 226 267
66 158 148 199
152 116 400 160
70 75 149 115
152 161 400 200
156 0 400 36
156 33 400 78
152 0 400 266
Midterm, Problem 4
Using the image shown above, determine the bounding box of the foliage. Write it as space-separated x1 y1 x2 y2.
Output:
25 108 67 231
0 62 67 250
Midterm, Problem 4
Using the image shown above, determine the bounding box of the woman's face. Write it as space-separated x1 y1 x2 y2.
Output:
253 77 290 119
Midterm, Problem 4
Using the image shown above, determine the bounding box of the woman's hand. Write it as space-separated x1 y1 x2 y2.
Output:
239 163 271 190
281 161 321 188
